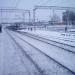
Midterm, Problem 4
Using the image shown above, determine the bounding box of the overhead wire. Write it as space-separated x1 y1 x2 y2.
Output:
36 0 53 6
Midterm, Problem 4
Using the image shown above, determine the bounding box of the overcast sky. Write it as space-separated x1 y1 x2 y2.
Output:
0 0 75 9
0 0 75 22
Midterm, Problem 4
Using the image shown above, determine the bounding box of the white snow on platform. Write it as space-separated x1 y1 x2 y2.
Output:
0 29 28 75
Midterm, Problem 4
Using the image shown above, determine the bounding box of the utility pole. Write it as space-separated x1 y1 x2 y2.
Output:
0 9 2 24
29 11 31 22
22 13 25 22
33 9 36 23
65 10 70 32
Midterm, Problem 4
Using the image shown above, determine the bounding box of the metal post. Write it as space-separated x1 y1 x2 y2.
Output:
29 11 31 22
23 13 25 22
0 9 2 23
33 9 35 23
65 10 70 32
52 9 55 25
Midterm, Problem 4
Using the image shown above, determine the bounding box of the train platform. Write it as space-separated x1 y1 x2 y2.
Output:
0 29 28 75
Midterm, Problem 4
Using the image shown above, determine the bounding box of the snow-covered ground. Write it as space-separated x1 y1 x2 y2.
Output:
9 30 74 75
16 29 75 73
0 29 39 75
18 29 75 47
0 28 75 75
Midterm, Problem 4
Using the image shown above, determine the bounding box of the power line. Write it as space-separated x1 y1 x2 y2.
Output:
40 0 51 5
36 0 47 5
36 0 53 6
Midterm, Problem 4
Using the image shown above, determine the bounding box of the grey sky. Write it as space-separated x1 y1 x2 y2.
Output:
0 0 75 22
0 0 75 9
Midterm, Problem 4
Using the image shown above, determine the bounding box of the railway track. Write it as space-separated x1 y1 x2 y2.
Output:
6 29 75 75
6 30 42 75
17 31 75 54
12 30 75 73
